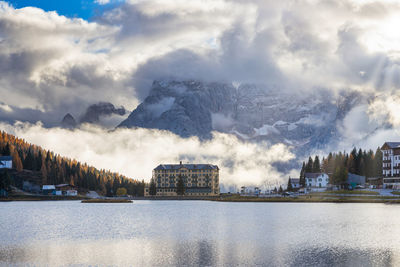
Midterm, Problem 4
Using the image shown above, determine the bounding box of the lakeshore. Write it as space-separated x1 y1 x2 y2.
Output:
214 194 400 204
3 191 400 204
81 199 133 203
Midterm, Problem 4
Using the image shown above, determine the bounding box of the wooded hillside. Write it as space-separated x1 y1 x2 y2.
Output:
0 131 144 196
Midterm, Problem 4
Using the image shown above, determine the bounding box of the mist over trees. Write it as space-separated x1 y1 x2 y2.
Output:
300 148 383 185
0 131 144 196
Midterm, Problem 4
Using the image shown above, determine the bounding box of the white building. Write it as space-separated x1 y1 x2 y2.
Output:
288 177 300 189
0 156 12 169
240 186 261 196
66 190 78 196
381 142 400 189
305 173 329 191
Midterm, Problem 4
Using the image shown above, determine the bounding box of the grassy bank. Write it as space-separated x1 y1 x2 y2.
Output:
215 194 400 204
81 199 133 203
312 190 379 195
0 194 87 201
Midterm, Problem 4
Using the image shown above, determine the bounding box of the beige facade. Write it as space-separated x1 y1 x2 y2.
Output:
144 162 220 196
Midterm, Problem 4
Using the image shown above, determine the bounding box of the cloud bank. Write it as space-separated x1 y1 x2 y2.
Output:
0 122 295 188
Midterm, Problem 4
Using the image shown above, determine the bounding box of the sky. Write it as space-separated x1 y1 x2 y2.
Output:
7 0 119 20
1 0 400 187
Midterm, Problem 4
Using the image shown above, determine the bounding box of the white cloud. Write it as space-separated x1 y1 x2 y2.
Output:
1 0 400 120
0 122 295 187
2 0 400 171
95 0 111 5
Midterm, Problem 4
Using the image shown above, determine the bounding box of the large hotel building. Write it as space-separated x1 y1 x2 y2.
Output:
144 162 220 196
381 142 400 189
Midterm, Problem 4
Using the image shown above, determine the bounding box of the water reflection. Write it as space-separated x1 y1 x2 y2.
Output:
0 240 397 266
1 201 400 266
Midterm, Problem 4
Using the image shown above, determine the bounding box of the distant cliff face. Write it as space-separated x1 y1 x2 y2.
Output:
80 102 126 124
118 80 364 156
61 113 77 129
61 102 127 129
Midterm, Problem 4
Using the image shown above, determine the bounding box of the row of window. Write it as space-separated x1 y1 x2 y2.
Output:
308 183 323 187
157 178 216 182
307 178 328 182
156 169 214 173
383 170 400 175
155 189 213 195
157 174 215 178
157 183 213 187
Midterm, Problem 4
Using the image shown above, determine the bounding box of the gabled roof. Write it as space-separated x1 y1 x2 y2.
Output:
42 185 55 190
0 156 12 161
381 142 400 149
154 163 219 170
55 184 73 188
304 173 327 178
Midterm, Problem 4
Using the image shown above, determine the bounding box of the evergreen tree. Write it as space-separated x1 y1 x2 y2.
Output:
116 187 127 196
0 170 12 192
373 148 383 177
2 143 10 155
278 185 283 193
305 157 313 172
355 148 363 175
11 149 23 172
313 155 321 173
176 174 185 195
287 178 293 191
299 162 306 187
347 154 356 174
149 178 157 196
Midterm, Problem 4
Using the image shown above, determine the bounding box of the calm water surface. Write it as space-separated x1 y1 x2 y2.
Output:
1 201 400 266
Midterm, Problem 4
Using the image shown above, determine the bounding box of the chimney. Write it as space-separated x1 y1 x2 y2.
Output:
180 161 182 165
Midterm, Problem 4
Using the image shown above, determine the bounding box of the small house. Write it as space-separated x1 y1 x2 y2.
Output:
288 177 300 190
305 173 329 192
0 156 12 169
66 190 78 196
42 185 56 195
240 186 261 196
55 184 77 196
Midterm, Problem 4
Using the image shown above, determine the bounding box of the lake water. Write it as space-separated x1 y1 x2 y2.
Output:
1 201 400 266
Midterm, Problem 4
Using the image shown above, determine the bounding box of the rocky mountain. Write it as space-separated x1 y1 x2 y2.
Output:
80 102 126 124
61 102 127 128
61 113 77 129
119 80 365 156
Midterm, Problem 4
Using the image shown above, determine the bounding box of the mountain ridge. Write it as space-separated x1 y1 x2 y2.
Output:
118 80 366 156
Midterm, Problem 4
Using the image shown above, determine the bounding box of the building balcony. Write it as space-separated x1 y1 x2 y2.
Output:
383 178 400 184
